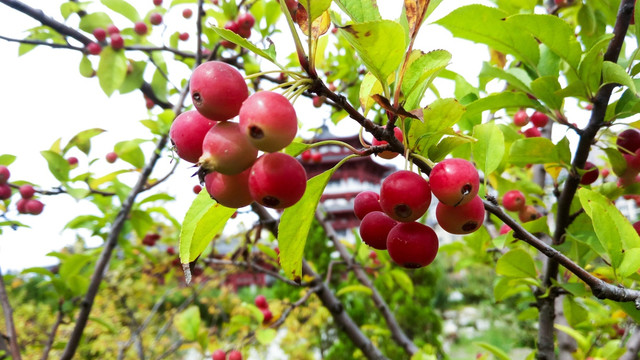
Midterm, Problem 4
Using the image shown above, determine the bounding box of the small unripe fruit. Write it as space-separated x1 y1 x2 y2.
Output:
200 122 258 175
107 24 119 35
255 295 268 309
110 33 124 50
499 224 511 235
248 153 307 209
261 308 273 323
212 350 226 360
190 61 248 121
237 13 255 29
169 110 216 163
353 191 382 220
380 170 431 222
68 157 79 166
523 127 541 137
150 13 163 26
518 205 539 223
204 169 253 208
429 158 479 207
93 28 107 42
311 152 322 163
19 185 35 199
530 111 549 127
580 161 599 185
179 32 189 41
436 196 485 234
502 190 526 212
193 185 202 194
183 8 193 18
513 109 529 127
25 199 44 215
106 151 118 163
617 129 640 154
387 222 439 268
87 42 102 55
134 22 148 35
359 211 397 250
372 127 403 160
239 91 298 152
0 184 11 200
0 166 10 184
228 350 242 360
300 150 312 162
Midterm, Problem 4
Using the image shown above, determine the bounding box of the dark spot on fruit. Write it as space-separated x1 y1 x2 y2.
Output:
461 183 473 195
262 196 280 207
249 125 264 139
462 221 478 232
192 92 202 105
402 262 422 269
394 204 412 219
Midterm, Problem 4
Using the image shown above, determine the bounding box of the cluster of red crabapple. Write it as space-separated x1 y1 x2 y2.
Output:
170 61 307 210
0 166 44 215
513 108 549 138
354 158 485 269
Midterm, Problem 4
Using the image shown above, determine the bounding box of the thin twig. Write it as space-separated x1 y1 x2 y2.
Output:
203 258 308 287
40 300 64 360
0 266 21 360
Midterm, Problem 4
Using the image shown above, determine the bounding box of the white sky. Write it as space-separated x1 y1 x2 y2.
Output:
0 0 507 272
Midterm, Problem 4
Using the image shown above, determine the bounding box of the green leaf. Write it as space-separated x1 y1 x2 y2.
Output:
475 342 510 360
505 14 582 69
508 138 558 166
619 248 640 278
256 329 277 345
179 189 235 264
63 128 105 155
114 139 146 169
530 76 563 110
150 69 168 104
496 248 537 278
436 5 539 68
464 92 542 117
211 27 279 65
59 254 92 282
79 56 94 78
101 0 140 22
333 0 381 22
79 12 113 33
402 49 451 111
408 98 465 154
359 72 383 115
120 61 146 94
554 324 590 350
97 46 127 97
300 0 331 22
563 296 588 327
339 20 406 87
283 141 311 157
579 35 612 95
336 284 373 296
479 62 531 93
0 155 16 166
602 61 637 94
472 123 505 176
41 150 70 182
279 162 347 281
175 306 201 342
390 269 414 296
603 147 628 177
428 136 472 162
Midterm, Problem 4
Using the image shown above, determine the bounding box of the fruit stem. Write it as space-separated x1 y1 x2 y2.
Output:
358 127 370 148
410 153 435 168
244 69 303 81
308 140 362 155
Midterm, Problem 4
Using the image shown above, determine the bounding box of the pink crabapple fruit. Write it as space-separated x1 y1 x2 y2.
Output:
16 199 28 214
429 158 479 207
436 196 485 235
106 24 119 34
353 191 382 220
502 190 526 212
204 169 253 208
224 20 240 34
255 295 268 309
499 224 511 235
179 32 189 41
371 127 403 160
261 308 273 323
237 13 255 29
212 350 226 360
239 91 297 152
228 350 242 360
387 222 439 269
0 184 11 200
110 33 124 50
199 121 258 175
93 28 106 42
523 127 542 138
169 110 216 163
513 109 529 127
380 170 431 222
67 157 79 166
182 8 193 18
0 166 10 184
153 0 162 6
190 61 248 121
311 152 322 163
359 211 397 250
134 22 148 35
106 151 118 163
530 111 549 128
248 152 307 209
19 185 35 199
87 42 102 55
25 199 44 215
150 13 163 26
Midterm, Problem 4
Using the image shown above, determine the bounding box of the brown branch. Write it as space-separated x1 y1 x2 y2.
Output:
40 300 64 360
124 45 195 58
0 35 83 51
316 210 419 356
203 258 308 287
0 266 21 360
620 326 640 360
268 285 321 329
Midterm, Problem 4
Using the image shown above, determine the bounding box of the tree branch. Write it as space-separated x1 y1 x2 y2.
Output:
203 258 309 287
0 35 83 51
40 300 64 360
0 266 21 360
620 326 640 360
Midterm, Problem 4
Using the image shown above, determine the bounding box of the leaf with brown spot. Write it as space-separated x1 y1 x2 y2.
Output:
296 6 330 38
405 0 430 39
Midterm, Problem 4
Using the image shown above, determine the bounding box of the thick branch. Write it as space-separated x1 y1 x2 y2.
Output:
316 210 418 356
620 326 640 360
0 266 21 360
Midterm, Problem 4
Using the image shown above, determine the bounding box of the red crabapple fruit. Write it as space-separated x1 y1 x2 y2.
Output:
372 127 403 160
183 8 193 18
239 91 297 152
190 61 248 121
212 350 226 360
353 191 382 220
301 150 312 162
499 224 511 235
580 161 599 185
93 28 107 42
502 190 526 212
0 184 11 200
110 33 124 50
153 0 162 5
387 222 439 268
523 127 541 138
359 211 397 250
204 169 253 208
134 22 148 35
68 157 79 166
261 308 273 323
436 196 485 234
311 152 322 163
169 110 216 163
228 350 242 360
513 109 529 127
16 199 28 213
106 151 118 163
617 129 640 154
19 185 35 199
255 295 268 309
150 13 163 26
530 111 549 127
25 199 44 215
107 24 119 34
0 166 9 184
380 170 431 222
193 185 202 194
518 205 539 223
87 42 102 55
248 153 307 209
200 121 258 175
237 13 255 29
179 32 189 41
634 221 640 236
429 158 479 207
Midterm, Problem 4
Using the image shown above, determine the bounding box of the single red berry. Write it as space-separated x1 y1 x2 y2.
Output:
167 246 176 255
429 158 479 207
106 151 118 163
204 169 253 208
221 40 236 49
331 27 338 34
171 257 181 267
387 222 439 269
150 13 163 26
87 42 102 55
134 21 148 35
107 24 119 35
25 199 44 215
523 127 541 138
300 150 312 162
311 152 322 163
359 211 397 250
211 0 219 4
502 190 526 212
369 251 377 259
580 161 599 185
93 28 107 42
19 185 35 199
618 129 640 154
228 351 242 360
67 157 79 166
153 0 162 6
170 110 216 163
518 205 539 223
0 166 10 184
183 8 193 18
16 198 28 213
0 184 12 200
624 151 640 172
499 224 511 235
110 33 124 50
513 109 529 127
224 20 241 34
436 196 485 235
601 168 610 178
248 153 307 209
237 26 251 39
142 233 161 246
380 170 431 222
372 127 403 160
353 191 382 220
200 122 258 175
530 111 549 128
255 295 268 309
212 350 226 360
261 308 273 324
633 221 640 236
585 103 593 110
145 97 155 109
312 96 324 108
190 61 248 121
179 32 189 41
193 185 202 194
239 91 298 153
237 13 255 29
